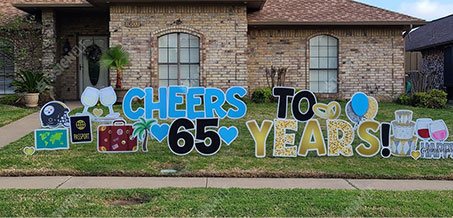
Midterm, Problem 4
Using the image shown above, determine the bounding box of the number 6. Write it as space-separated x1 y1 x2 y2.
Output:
168 118 195 155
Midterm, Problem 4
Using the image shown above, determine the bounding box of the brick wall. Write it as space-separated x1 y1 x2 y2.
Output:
42 9 57 84
248 27 406 100
55 12 109 100
109 4 248 90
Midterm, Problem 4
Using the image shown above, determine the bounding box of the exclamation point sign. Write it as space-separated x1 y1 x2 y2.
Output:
381 122 391 158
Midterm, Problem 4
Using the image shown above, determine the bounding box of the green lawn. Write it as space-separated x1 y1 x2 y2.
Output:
0 104 37 127
0 188 452 216
0 102 452 179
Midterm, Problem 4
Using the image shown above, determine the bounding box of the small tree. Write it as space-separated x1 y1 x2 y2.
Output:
265 66 288 89
0 15 42 74
100 45 130 89
132 118 156 152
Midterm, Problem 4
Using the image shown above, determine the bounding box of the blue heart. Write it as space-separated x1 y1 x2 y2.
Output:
218 126 239 145
151 123 170 143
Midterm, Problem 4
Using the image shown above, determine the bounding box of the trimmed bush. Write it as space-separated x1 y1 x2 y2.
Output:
427 89 448 109
0 94 20 105
412 92 430 108
396 93 411 105
396 89 448 109
251 88 273 103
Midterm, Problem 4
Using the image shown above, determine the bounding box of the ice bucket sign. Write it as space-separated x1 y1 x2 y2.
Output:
122 86 247 156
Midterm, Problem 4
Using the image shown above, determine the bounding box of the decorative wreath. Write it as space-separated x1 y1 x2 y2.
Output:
84 44 102 62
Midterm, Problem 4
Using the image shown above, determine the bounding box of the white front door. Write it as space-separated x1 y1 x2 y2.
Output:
79 36 109 97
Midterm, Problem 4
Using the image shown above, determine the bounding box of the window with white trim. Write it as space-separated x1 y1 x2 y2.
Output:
158 33 200 87
0 40 14 94
309 35 338 93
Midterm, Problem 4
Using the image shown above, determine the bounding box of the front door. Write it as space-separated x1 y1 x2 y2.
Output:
79 36 109 97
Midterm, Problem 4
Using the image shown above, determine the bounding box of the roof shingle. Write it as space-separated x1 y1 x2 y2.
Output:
0 0 26 22
248 0 425 25
13 0 90 6
406 14 453 51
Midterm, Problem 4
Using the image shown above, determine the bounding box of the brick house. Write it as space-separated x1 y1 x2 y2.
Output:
406 14 453 100
1 0 424 100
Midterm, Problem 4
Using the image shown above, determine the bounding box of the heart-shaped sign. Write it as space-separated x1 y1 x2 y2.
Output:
411 150 421 160
93 108 103 117
219 126 238 145
151 123 170 143
23 146 35 156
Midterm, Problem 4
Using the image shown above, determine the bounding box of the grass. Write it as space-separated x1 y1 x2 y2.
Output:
0 104 37 127
0 188 453 216
0 101 452 179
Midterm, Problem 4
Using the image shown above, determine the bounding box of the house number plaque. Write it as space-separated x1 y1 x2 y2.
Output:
124 20 141 28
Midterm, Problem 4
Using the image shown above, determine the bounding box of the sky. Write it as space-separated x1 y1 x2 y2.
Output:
356 0 453 21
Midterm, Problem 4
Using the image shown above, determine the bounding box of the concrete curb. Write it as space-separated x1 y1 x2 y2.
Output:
1 177 453 190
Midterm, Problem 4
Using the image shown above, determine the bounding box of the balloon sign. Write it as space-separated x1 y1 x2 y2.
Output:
346 92 378 128
351 92 369 117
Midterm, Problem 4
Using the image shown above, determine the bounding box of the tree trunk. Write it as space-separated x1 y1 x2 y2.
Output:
116 68 122 89
142 131 148 152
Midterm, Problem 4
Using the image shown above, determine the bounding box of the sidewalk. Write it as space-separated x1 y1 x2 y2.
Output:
1 177 453 191
0 101 82 148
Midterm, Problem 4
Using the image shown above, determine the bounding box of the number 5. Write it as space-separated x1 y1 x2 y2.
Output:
195 118 221 156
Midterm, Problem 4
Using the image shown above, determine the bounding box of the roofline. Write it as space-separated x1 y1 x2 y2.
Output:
13 3 93 9
86 0 265 10
407 40 453 52
427 13 453 23
248 21 428 26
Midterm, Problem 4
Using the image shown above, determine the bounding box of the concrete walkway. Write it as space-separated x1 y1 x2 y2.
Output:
0 112 41 148
0 101 83 148
1 177 453 191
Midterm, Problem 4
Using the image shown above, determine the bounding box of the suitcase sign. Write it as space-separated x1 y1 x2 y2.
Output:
97 119 138 153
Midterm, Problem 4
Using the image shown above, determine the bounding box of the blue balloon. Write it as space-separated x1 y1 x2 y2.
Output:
351 93 369 117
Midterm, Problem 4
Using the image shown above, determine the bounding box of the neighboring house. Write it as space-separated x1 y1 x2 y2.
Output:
406 14 453 100
1 0 424 100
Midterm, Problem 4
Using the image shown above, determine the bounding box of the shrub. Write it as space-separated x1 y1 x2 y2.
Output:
412 92 430 108
0 94 19 105
427 89 448 109
251 88 273 103
396 93 411 105
399 89 448 109
11 70 50 93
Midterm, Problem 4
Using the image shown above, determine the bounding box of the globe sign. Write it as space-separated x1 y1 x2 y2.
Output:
76 120 86 130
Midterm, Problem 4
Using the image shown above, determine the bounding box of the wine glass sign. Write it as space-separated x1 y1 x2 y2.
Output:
77 86 121 122
430 120 448 142
416 118 432 141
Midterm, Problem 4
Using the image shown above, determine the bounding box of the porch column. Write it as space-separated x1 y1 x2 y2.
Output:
41 9 57 83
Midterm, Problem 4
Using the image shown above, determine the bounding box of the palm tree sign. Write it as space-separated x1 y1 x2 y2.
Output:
132 118 156 152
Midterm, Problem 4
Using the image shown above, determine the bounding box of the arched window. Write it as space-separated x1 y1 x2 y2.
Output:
309 35 338 93
0 40 14 94
158 33 200 87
